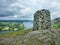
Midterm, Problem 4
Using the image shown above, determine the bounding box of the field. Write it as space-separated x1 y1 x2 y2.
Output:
0 28 32 38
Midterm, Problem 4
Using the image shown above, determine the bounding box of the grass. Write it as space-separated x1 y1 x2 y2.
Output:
0 28 32 38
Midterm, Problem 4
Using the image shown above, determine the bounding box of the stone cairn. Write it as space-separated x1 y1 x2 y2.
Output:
33 9 51 30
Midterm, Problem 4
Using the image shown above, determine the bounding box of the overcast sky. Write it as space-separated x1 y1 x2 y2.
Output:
0 0 60 20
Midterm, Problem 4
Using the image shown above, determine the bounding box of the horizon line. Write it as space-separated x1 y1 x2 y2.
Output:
0 20 33 22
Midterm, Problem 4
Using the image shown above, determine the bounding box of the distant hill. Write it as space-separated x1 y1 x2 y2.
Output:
53 17 60 24
0 20 33 22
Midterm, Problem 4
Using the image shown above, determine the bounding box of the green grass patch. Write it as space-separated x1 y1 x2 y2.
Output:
0 28 32 38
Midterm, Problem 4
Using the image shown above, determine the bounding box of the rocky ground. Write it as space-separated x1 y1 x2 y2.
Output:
0 29 60 45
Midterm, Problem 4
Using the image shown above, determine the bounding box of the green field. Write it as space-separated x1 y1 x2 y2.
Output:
0 28 32 38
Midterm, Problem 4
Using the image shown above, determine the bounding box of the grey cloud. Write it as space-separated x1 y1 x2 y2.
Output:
0 0 24 17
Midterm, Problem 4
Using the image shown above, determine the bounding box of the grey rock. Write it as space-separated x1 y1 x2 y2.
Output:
33 9 51 30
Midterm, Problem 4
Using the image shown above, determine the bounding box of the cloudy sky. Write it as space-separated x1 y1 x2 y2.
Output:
0 0 60 20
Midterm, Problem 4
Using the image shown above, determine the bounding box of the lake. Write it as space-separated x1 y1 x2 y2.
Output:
23 22 33 29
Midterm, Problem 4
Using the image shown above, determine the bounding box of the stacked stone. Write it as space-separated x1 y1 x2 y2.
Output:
33 9 51 30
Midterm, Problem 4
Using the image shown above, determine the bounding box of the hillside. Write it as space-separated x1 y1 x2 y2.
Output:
0 29 60 45
51 17 60 29
53 17 60 24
